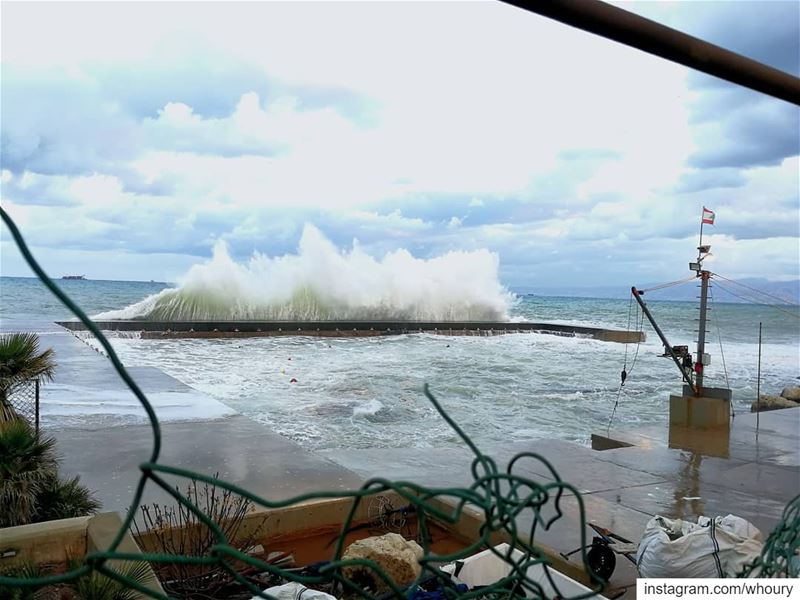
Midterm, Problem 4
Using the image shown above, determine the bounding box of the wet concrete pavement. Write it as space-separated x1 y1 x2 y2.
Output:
37 332 235 429
34 332 363 511
23 329 800 598
321 408 800 596
54 415 366 513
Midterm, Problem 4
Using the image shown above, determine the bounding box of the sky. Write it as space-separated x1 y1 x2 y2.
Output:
1 1 798 289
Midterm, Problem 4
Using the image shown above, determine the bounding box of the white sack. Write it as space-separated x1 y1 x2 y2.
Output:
636 514 763 578
251 582 337 600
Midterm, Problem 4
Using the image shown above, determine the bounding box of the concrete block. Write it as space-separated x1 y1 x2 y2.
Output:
87 512 165 598
590 434 634 451
681 386 732 401
0 516 89 569
670 394 731 428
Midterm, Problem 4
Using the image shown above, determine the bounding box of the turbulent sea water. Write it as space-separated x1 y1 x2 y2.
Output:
1 274 798 450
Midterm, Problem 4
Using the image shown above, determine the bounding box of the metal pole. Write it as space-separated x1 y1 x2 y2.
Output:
500 0 800 106
632 287 697 393
756 322 762 432
35 378 40 434
696 271 710 391
698 219 704 260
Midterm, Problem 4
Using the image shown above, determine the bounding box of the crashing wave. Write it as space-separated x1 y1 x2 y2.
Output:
96 225 514 321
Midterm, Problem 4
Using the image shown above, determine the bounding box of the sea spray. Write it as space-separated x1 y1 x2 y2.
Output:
96 225 515 321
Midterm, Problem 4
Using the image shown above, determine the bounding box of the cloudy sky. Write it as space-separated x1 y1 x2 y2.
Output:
1 1 798 288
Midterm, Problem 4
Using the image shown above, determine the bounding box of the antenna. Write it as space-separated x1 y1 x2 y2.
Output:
691 208 715 394
756 322 762 434
695 270 711 392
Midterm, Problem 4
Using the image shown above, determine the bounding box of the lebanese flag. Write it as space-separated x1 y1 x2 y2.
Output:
702 207 715 225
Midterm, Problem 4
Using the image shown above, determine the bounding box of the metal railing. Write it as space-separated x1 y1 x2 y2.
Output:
5 378 40 433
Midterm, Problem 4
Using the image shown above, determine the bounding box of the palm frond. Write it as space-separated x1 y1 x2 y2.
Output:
0 561 43 600
0 400 19 423
0 333 57 397
35 474 102 522
72 560 155 600
0 419 59 527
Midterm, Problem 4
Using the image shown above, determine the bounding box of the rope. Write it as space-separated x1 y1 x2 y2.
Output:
625 305 644 381
622 295 633 371
709 519 723 578
606 388 623 437
713 282 800 321
0 206 608 599
637 275 696 294
711 272 799 307
708 286 733 417
607 300 643 435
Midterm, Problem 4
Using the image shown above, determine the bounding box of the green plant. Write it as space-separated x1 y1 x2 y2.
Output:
0 333 56 422
0 419 58 528
35 474 101 522
132 478 265 599
71 561 153 600
0 418 100 528
0 561 43 600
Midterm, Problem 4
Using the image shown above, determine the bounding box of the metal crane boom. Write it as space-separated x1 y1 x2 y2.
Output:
631 286 698 394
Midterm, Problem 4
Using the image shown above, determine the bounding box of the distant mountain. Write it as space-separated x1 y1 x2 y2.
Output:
514 278 800 304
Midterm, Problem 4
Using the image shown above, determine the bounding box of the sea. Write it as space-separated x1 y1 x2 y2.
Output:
1 274 798 451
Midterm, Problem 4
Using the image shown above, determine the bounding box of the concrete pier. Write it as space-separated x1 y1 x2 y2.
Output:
55 319 645 343
32 332 363 508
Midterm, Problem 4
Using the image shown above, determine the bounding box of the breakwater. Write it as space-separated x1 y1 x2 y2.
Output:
55 320 645 343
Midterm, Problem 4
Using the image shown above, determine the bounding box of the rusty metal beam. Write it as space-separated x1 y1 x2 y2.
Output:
632 287 698 393
501 0 800 106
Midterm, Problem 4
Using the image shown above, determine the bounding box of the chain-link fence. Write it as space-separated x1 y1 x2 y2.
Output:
5 378 40 432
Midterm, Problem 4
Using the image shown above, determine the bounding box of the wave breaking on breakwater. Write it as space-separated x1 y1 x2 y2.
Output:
96 225 515 321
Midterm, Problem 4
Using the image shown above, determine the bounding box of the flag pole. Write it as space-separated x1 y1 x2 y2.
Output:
698 210 704 260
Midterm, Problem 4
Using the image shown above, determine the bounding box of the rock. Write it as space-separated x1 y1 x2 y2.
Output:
751 395 798 412
342 533 423 592
780 387 800 402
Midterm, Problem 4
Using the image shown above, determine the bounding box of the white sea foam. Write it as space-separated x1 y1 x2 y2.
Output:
40 385 236 427
89 306 799 451
96 225 514 321
352 399 385 417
